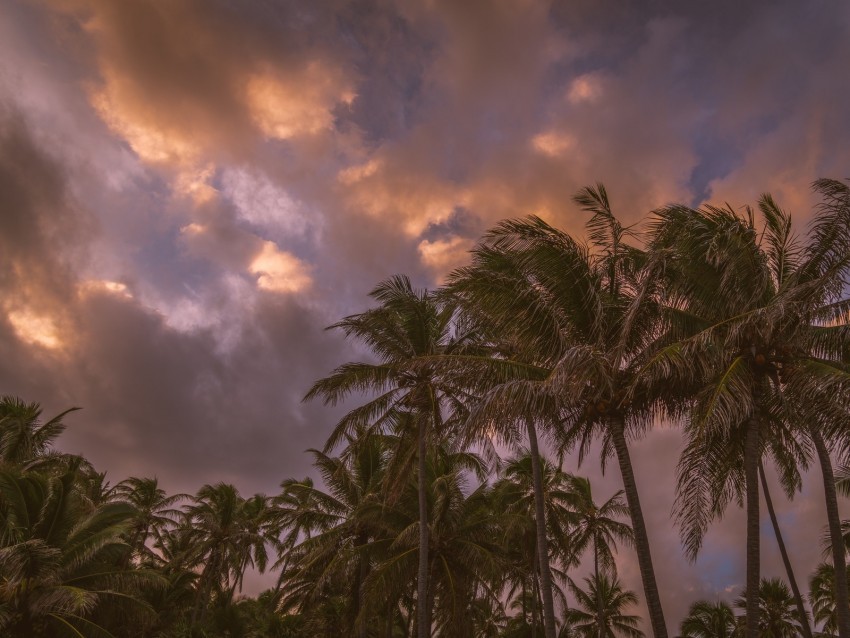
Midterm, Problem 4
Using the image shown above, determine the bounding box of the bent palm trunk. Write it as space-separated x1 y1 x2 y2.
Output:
527 419 558 638
813 428 850 638
609 413 667 638
759 461 812 638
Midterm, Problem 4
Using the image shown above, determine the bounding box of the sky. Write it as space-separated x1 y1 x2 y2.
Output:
2 0 850 631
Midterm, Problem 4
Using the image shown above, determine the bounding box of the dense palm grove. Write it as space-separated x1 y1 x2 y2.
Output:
2 180 850 637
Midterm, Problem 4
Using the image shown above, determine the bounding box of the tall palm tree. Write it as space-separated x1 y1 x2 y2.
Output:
677 600 737 638
415 448 503 637
436 349 564 638
232 493 275 597
643 182 850 638
565 573 645 638
446 185 669 638
734 578 803 638
306 275 477 637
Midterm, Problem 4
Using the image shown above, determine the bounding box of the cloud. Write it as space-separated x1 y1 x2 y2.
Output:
246 61 356 140
0 111 89 352
6 309 62 350
249 241 312 294
222 167 315 241
417 235 472 277
567 73 606 105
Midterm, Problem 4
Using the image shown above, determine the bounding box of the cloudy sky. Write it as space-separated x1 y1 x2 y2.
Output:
2 0 850 630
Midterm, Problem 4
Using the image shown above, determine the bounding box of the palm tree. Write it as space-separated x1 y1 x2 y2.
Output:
734 578 803 638
678 600 737 638
306 274 477 637
565 573 645 638
115 476 187 564
672 401 809 638
492 452 575 632
232 493 275 596
416 449 503 637
810 562 850 637
566 475 633 582
446 185 669 638
183 483 273 625
0 396 78 471
77 468 119 507
275 431 389 636
356 438 503 637
644 183 850 638
442 357 564 638
466 595 508 638
0 466 159 637
137 564 198 638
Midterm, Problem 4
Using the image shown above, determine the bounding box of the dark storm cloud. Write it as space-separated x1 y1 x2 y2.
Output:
0 111 93 352
334 0 437 145
63 289 347 496
0 112 87 406
0 112 84 288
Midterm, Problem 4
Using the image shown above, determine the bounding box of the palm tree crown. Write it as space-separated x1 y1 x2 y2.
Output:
565 573 645 638
678 600 737 638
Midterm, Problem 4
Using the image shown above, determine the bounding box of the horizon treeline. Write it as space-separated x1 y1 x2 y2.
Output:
2 180 850 638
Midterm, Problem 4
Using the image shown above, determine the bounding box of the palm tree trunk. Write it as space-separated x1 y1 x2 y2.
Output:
744 418 760 638
595 537 603 638
594 535 599 582
527 418 558 638
126 527 140 565
758 461 812 638
192 573 209 626
609 413 667 638
813 428 850 638
417 415 430 638
192 553 219 627
426 560 436 636
532 567 540 638
354 532 369 638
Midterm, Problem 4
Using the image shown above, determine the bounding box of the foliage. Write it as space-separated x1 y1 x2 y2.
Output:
678 600 737 638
